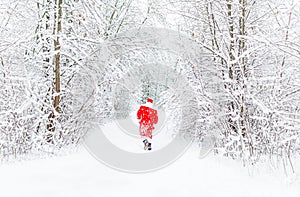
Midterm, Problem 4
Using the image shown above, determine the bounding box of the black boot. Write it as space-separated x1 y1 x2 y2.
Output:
148 143 152 151
143 139 148 144
143 139 149 150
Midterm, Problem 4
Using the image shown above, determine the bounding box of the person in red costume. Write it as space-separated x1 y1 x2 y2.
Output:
137 98 158 150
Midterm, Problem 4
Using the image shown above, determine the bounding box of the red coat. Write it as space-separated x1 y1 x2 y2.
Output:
137 105 158 139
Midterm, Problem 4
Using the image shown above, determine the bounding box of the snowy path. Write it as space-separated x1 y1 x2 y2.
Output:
1 145 300 197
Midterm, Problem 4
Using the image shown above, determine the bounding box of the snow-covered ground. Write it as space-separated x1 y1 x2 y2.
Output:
1 117 300 197
1 142 300 197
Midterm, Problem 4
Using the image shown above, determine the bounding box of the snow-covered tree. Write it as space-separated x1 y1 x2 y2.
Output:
0 0 300 174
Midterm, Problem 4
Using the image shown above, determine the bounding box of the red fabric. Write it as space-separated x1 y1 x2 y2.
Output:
137 105 158 139
147 98 153 103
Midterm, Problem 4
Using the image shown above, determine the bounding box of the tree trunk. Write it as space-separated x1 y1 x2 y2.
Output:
239 0 247 137
53 0 62 113
226 0 238 134
35 0 63 139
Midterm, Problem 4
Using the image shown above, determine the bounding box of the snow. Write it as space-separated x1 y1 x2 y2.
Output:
1 126 300 197
103 122 173 153
1 1 300 196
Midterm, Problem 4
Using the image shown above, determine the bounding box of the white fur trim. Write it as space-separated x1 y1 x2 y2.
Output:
143 101 153 108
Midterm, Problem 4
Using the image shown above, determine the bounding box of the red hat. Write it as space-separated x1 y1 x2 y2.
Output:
147 98 153 103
